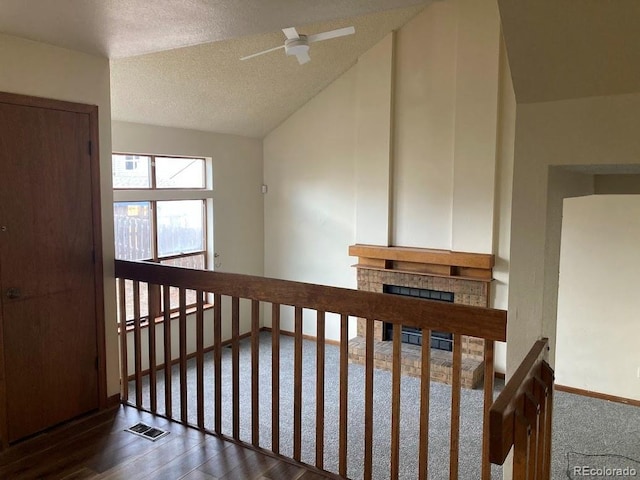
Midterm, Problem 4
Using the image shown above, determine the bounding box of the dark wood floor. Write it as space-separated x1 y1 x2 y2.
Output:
0 406 336 479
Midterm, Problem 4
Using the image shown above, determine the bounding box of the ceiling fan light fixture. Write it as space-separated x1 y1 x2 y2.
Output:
284 36 310 57
240 25 355 65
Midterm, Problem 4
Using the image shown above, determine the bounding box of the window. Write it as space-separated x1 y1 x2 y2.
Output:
113 154 212 324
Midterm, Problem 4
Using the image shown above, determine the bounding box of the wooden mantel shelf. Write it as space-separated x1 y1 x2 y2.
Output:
348 244 494 281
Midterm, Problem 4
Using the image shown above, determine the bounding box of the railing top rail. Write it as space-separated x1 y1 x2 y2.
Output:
488 337 550 464
115 260 507 341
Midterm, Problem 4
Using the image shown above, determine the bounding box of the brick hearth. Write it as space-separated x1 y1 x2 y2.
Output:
348 245 493 389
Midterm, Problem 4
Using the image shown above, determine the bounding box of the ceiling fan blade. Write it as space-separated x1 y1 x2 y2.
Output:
240 44 285 61
296 51 311 65
307 26 355 44
282 27 300 40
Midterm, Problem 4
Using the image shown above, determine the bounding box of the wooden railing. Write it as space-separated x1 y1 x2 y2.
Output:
115 259 508 479
488 338 554 479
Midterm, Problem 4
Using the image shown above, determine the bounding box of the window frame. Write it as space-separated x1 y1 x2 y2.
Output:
113 153 213 323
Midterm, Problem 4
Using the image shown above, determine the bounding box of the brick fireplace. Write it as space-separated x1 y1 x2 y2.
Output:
347 244 494 389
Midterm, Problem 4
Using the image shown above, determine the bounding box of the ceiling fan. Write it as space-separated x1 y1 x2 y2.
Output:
240 26 356 65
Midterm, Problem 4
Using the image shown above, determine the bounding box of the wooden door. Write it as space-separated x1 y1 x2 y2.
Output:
0 94 103 443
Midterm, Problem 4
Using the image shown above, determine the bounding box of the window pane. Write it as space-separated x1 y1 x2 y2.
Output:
157 200 204 257
161 254 206 270
112 154 151 188
161 254 206 310
114 202 153 260
155 157 205 189
116 280 149 323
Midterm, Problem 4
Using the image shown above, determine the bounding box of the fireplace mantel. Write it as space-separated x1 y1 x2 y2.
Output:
348 244 495 388
348 244 494 281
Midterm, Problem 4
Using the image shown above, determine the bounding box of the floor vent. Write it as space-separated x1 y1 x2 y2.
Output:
125 422 169 441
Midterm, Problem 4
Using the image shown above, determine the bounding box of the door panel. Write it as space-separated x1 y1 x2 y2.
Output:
0 102 99 442
2 292 98 441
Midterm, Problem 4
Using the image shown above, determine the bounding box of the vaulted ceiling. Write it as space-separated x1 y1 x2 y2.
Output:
110 6 426 138
0 0 430 138
498 0 640 104
0 0 429 58
2 1 638 138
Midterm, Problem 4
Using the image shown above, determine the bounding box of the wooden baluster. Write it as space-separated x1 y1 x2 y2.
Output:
449 334 462 480
271 303 281 454
196 290 205 429
514 409 531 479
418 328 431 480
339 314 349 478
133 281 142 407
533 377 548 480
486 339 549 469
541 362 554 480
364 318 374 480
118 279 128 403
162 285 172 419
293 307 303 461
524 392 540 479
482 339 495 480
179 288 188 423
251 299 260 447
213 293 222 434
147 284 158 413
232 296 240 440
316 311 326 470
390 323 402 480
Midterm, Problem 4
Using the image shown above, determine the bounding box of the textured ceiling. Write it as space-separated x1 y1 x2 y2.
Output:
499 0 640 104
111 6 426 138
0 0 428 58
0 0 429 138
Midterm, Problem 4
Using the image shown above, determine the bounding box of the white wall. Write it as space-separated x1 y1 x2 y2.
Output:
508 92 640 377
392 0 500 251
491 37 516 374
450 0 500 253
392 1 457 248
263 0 508 352
556 195 640 400
0 33 119 397
354 33 394 246
263 65 358 339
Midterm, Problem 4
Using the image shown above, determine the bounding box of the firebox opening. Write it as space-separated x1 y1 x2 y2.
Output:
382 285 454 351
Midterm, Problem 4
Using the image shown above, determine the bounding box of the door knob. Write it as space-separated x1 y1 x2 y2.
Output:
6 288 21 299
